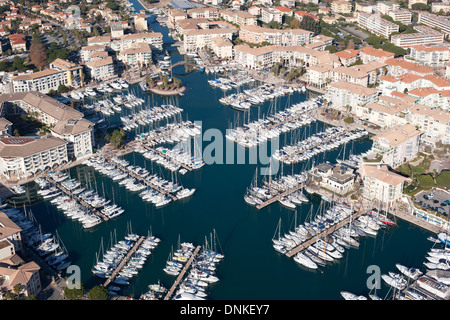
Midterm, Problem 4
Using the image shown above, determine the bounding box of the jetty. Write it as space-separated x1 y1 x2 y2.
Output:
142 146 193 172
256 183 304 210
285 209 365 258
103 236 146 288
164 245 202 300
103 158 177 201
44 175 109 222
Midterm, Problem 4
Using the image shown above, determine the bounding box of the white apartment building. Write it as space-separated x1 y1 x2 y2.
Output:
239 25 313 46
388 9 412 24
326 81 380 109
370 123 422 167
357 13 399 38
183 29 234 53
432 2 450 14
361 164 410 204
210 37 233 59
0 136 68 180
418 12 450 35
84 56 116 81
407 104 450 145
11 70 69 94
187 7 220 19
0 92 94 159
407 44 450 67
261 7 283 24
117 42 153 67
390 25 444 48
51 118 94 159
377 1 400 14
352 100 409 129
233 44 325 70
359 46 395 64
119 32 163 52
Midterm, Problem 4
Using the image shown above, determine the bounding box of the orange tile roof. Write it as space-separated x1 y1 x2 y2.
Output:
385 58 434 75
359 46 395 58
334 49 358 60
408 87 440 97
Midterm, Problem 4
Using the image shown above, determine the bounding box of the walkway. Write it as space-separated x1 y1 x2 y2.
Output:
103 236 146 288
164 246 201 300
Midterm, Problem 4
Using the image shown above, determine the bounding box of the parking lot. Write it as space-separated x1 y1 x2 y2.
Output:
414 188 450 217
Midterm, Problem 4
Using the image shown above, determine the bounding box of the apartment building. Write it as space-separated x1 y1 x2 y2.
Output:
119 32 163 52
84 56 116 82
390 25 444 48
352 99 409 129
385 58 434 77
117 42 153 66
210 37 233 59
326 81 380 108
333 49 359 66
220 9 257 27
407 87 450 112
134 10 148 32
432 2 450 14
388 9 412 24
0 136 68 179
331 0 353 14
407 104 450 145
380 73 450 96
357 13 399 38
361 164 410 204
0 92 94 160
233 44 321 70
407 44 450 67
183 28 234 53
370 123 422 167
11 70 69 94
418 12 450 34
0 212 22 259
359 46 395 64
239 25 313 46
377 1 400 14
187 7 220 19
261 7 283 24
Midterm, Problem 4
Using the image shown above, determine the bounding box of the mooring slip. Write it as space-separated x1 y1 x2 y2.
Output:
164 245 202 300
103 236 146 288
142 146 193 172
285 209 365 258
104 157 177 201
44 175 109 222
256 183 304 210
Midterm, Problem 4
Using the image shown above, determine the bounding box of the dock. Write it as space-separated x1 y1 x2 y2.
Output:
285 209 365 258
256 183 304 210
164 245 202 300
139 122 195 146
104 158 177 201
389 209 443 234
142 146 193 172
44 176 109 222
103 236 146 288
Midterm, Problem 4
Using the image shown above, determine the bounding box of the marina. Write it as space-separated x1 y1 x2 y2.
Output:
2 2 448 301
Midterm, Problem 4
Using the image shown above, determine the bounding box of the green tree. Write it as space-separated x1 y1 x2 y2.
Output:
88 285 109 300
58 84 68 93
63 282 85 300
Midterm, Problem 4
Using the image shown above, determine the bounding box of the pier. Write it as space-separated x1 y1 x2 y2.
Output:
164 245 202 300
139 122 195 146
285 209 365 258
103 158 177 201
142 146 193 172
256 183 304 210
103 236 146 288
44 176 109 222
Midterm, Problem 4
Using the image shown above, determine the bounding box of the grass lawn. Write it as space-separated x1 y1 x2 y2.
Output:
436 170 450 188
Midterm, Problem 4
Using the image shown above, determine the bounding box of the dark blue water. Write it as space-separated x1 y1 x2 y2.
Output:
13 0 437 300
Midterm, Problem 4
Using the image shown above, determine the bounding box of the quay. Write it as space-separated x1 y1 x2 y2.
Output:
285 209 365 258
103 236 146 288
389 209 442 235
141 145 193 172
256 183 304 210
44 175 109 222
103 157 177 201
164 245 202 300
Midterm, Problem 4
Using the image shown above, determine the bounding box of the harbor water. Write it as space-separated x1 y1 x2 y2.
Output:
8 2 439 300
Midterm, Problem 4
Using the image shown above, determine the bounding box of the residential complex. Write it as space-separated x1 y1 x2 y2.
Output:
390 25 444 48
357 13 399 38
418 12 450 35
239 25 313 47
